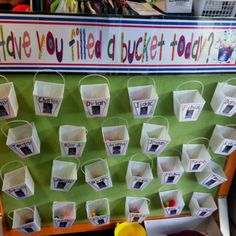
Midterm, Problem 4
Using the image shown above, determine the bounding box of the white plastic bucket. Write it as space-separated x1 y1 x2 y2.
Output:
33 70 65 117
209 125 236 155
195 160 227 189
102 117 129 156
173 80 205 122
126 153 153 190
0 75 18 120
59 125 87 157
189 192 217 218
157 156 184 185
86 198 110 226
10 206 41 234
140 116 170 155
1 161 34 200
159 189 185 217
52 201 76 229
1 120 40 158
125 197 150 223
127 77 158 118
181 137 212 172
210 79 236 117
82 158 112 191
51 158 79 192
79 74 110 117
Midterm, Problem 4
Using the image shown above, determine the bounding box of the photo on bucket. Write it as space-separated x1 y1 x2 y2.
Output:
86 198 110 226
102 117 129 156
195 161 227 189
1 161 34 200
210 79 236 117
33 70 65 117
1 120 40 159
50 159 78 192
10 206 41 235
52 201 76 229
82 159 112 191
157 156 184 185
125 197 150 223
0 75 18 120
79 74 110 118
159 189 185 217
126 154 153 191
140 116 171 155
127 77 158 118
173 80 205 122
59 125 87 158
209 125 236 156
189 192 217 218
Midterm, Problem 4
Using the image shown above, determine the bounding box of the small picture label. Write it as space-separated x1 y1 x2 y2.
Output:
133 99 156 117
36 96 60 115
85 99 108 116
146 140 168 155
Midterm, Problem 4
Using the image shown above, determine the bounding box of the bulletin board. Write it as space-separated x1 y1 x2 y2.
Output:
0 72 235 232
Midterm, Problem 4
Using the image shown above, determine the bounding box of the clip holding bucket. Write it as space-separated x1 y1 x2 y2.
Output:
0 75 18 120
1 120 41 158
52 201 76 229
1 161 34 200
86 198 110 226
210 79 236 117
189 192 217 218
125 197 150 223
33 70 65 117
173 80 205 122
10 206 41 234
127 77 158 118
79 74 110 117
59 125 87 158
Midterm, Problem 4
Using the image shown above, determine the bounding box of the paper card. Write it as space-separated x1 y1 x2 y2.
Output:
163 172 181 185
17 224 37 234
128 213 146 223
133 99 156 116
10 139 35 157
219 140 236 155
131 177 150 190
202 174 224 188
106 141 128 156
54 219 74 229
53 178 75 190
196 209 212 217
165 206 181 216
84 99 108 116
146 139 168 154
7 185 29 200
35 96 61 115
91 215 109 225
61 142 84 157
90 176 111 190
181 103 202 121
190 160 207 171
0 98 10 118
219 97 236 116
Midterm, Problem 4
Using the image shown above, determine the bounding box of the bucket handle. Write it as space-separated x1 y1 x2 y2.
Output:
225 78 236 85
130 153 153 169
187 137 210 150
0 74 9 84
33 70 65 85
225 124 236 128
8 207 34 221
101 117 129 129
0 160 25 181
144 197 151 206
176 80 204 96
80 158 107 175
127 76 156 88
158 186 177 193
78 74 110 88
1 120 33 138
146 115 169 132
55 156 80 171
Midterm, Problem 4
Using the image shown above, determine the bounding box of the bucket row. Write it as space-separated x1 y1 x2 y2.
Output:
1 157 227 201
9 191 218 235
1 118 236 159
1 73 236 120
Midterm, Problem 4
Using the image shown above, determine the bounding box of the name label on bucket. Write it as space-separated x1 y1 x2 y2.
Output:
90 176 111 190
17 224 38 234
146 139 168 154
10 139 35 158
0 98 10 118
190 160 207 171
133 99 156 117
163 172 181 184
219 98 236 116
106 141 128 156
62 142 84 157
85 99 108 116
36 96 61 115
196 209 211 217
165 206 181 216
91 215 109 225
202 174 225 188
181 103 202 121
54 219 74 229
53 178 75 190
128 213 146 223
131 177 150 190
7 184 29 199
219 140 236 154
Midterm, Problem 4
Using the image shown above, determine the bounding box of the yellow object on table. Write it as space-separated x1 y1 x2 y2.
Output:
114 222 146 236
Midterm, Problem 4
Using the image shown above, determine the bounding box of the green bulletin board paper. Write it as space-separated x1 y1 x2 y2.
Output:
0 73 234 228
